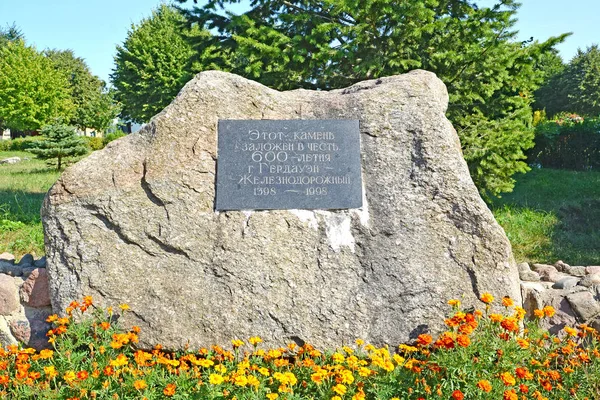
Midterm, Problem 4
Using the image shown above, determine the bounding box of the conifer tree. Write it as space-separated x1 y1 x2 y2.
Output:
30 123 88 170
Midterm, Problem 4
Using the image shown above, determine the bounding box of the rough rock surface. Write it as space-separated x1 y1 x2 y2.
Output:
20 268 51 307
42 70 519 350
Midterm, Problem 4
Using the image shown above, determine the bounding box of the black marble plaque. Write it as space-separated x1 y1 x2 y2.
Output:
216 119 362 210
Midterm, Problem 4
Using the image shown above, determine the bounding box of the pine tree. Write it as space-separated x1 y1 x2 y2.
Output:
30 123 89 170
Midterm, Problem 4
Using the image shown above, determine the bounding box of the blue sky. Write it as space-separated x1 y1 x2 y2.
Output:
0 0 598 84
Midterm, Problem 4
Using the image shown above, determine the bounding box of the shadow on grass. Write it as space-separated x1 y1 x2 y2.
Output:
490 169 600 265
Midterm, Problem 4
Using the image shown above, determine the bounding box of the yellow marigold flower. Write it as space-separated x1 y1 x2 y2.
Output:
477 379 492 392
248 336 262 346
215 364 227 374
266 394 278 400
543 305 555 317
267 349 282 358
393 354 405 366
44 366 58 379
247 375 260 387
490 313 503 323
134 380 147 390
338 369 354 384
119 304 130 311
38 349 54 359
332 384 347 396
398 343 418 353
355 339 364 346
500 371 516 386
514 306 527 320
234 375 248 387
358 367 371 377
46 314 58 323
342 346 354 355
258 367 269 376
352 391 366 400
109 354 128 368
364 344 375 352
564 327 578 336
480 293 494 304
502 296 514 307
448 299 461 307
163 383 176 396
331 397 342 400
209 374 224 385
231 339 244 348
63 370 76 383
516 338 530 349
332 352 345 363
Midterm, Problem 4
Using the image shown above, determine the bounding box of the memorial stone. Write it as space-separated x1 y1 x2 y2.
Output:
42 70 520 351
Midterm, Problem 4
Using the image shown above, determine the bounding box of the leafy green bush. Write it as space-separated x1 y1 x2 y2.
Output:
102 131 126 147
0 136 46 152
528 114 600 170
83 136 104 151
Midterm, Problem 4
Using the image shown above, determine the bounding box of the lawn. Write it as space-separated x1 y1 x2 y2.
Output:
491 168 600 265
0 150 60 258
1 149 599 266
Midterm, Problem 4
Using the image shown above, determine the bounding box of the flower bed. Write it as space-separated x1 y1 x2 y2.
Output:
2 294 599 399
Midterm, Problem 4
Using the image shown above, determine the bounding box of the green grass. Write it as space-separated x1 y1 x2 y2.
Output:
490 168 600 265
0 150 60 258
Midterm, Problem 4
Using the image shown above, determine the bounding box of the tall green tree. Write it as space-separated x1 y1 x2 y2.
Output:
0 23 23 47
111 5 208 123
177 0 567 198
29 123 88 170
0 40 74 132
535 45 600 117
46 50 120 131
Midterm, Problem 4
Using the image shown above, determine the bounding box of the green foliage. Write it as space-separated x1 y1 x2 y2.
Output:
83 136 105 151
535 45 600 117
29 123 89 170
0 23 23 47
102 131 126 146
528 114 600 170
0 40 74 131
176 0 567 198
111 5 204 123
0 136 45 152
46 50 121 131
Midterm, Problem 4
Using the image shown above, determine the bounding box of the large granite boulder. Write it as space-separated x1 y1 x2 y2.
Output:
42 70 519 350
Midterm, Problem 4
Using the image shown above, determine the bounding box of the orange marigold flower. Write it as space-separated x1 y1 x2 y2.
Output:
564 327 578 337
103 366 114 376
457 335 470 347
416 334 432 346
502 296 514 307
501 317 519 333
100 322 110 331
516 338 529 349
134 380 147 390
503 389 518 400
477 380 492 392
163 383 176 396
490 314 503 323
534 309 544 318
500 372 516 386
519 384 529 393
543 306 555 318
76 371 89 380
451 389 464 400
448 299 461 307
541 379 552 391
480 293 494 304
